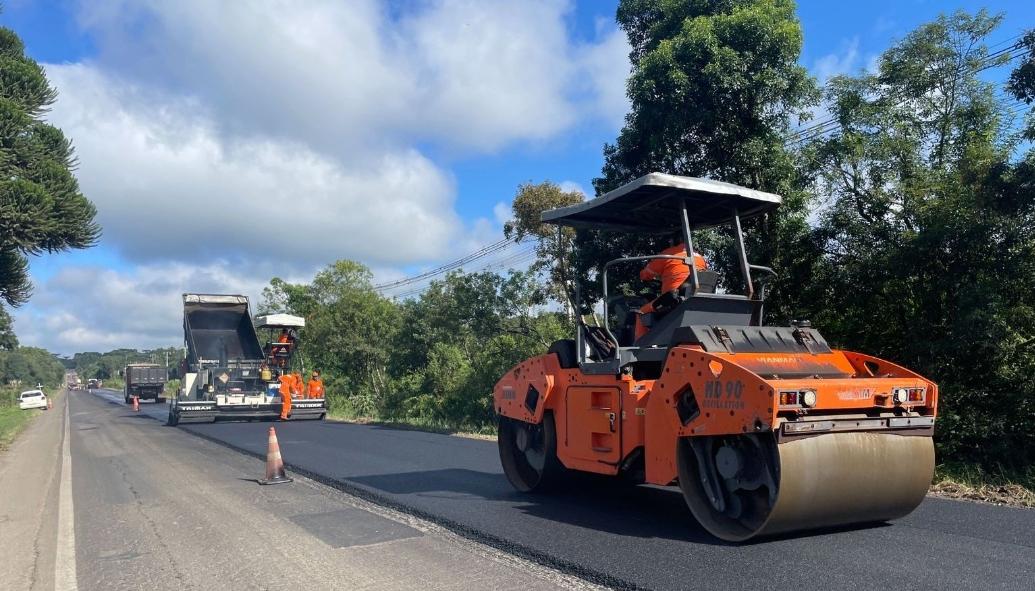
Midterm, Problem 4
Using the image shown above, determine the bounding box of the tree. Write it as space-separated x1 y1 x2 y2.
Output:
0 307 17 351
503 181 584 311
268 261 401 416
384 269 569 427
804 11 1035 469
0 346 64 387
574 0 819 316
1007 29 1035 139
0 25 99 307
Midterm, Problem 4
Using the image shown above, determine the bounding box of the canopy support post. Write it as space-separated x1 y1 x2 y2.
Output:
732 210 754 299
679 200 698 294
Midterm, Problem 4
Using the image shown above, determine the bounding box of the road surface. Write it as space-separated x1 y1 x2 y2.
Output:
0 390 595 591
91 388 1035 590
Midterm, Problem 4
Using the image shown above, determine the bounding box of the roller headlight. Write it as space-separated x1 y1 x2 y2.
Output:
892 388 908 404
800 390 817 407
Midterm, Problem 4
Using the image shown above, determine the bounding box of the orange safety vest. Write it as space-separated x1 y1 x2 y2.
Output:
278 374 294 399
291 375 304 396
307 379 324 399
639 243 707 293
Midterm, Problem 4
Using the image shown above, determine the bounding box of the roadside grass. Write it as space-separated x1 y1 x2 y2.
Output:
100 377 125 391
932 462 1035 508
0 406 40 450
0 386 44 451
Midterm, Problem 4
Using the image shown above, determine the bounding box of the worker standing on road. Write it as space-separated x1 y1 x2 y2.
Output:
278 371 293 420
636 236 707 339
307 371 325 399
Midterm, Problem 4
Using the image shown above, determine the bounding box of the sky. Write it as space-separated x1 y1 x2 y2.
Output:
3 0 1033 355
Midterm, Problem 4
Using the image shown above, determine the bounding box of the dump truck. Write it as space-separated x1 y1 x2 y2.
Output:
167 293 326 425
124 363 166 404
493 173 937 542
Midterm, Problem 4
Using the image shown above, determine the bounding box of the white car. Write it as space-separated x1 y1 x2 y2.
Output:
18 390 48 410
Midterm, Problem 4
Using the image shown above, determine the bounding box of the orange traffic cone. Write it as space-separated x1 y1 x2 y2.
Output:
132 396 140 412
259 426 292 485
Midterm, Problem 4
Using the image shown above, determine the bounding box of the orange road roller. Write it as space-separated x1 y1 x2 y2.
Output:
493 173 937 542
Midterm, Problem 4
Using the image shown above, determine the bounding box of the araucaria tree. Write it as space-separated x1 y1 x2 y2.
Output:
0 25 99 307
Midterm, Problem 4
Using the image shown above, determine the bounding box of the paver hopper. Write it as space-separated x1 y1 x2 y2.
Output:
168 294 326 425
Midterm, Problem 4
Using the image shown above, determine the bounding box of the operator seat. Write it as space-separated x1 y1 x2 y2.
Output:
650 270 719 319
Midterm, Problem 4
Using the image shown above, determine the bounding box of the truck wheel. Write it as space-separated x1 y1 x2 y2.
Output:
157 397 165 404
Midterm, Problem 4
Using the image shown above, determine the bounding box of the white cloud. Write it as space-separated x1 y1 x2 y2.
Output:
493 202 512 226
72 0 627 154
21 1 636 352
47 63 461 269
813 37 861 83
14 261 276 354
577 18 632 128
399 0 580 150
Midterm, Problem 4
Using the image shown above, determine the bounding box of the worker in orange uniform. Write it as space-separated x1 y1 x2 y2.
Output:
274 330 291 368
291 371 304 400
635 238 708 340
306 371 325 399
278 371 294 420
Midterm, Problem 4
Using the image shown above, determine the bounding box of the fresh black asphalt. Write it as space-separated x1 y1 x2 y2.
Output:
93 391 1035 590
185 420 1035 590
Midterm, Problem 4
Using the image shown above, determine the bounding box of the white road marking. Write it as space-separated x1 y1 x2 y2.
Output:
55 394 78 591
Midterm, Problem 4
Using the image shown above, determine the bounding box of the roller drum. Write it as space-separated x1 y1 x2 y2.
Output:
678 431 935 542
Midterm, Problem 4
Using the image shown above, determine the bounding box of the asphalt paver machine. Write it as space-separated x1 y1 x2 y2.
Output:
493 173 937 541
168 294 326 425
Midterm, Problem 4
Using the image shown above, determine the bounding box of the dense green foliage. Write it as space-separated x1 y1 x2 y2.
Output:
798 11 1035 470
262 264 569 431
71 348 180 382
0 346 64 399
0 24 99 307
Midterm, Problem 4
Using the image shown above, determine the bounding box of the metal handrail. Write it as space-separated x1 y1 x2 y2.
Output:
601 254 693 360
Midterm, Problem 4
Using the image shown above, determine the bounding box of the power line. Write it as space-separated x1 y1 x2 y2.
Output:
388 247 537 299
388 247 538 300
372 238 515 292
787 36 1030 147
